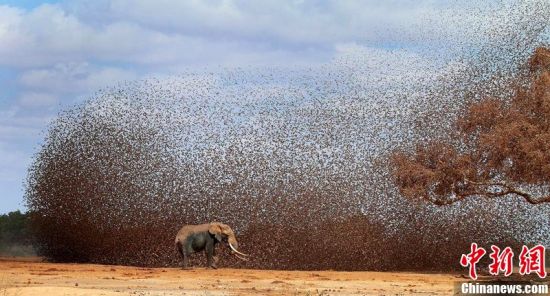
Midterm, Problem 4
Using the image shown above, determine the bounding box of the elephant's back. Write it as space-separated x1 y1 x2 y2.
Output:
175 223 210 243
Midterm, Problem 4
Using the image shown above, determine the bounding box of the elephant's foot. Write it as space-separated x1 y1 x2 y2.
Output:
208 256 219 269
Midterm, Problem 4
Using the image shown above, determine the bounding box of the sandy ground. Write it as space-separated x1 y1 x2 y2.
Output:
0 257 460 295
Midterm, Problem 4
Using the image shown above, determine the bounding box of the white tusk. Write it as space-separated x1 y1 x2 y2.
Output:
229 243 249 257
234 253 249 261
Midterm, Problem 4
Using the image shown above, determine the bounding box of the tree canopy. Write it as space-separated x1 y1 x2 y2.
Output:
392 47 550 205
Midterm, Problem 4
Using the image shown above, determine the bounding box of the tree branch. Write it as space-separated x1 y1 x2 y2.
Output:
457 178 550 204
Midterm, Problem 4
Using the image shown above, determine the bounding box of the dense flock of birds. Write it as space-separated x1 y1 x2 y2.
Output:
26 1 550 269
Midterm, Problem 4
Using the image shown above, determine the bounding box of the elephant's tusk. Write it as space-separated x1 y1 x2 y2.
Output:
229 243 249 257
234 253 249 261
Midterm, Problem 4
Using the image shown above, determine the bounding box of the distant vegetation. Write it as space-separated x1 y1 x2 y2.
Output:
0 211 35 256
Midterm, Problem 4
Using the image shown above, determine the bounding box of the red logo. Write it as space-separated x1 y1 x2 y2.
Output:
488 245 514 276
461 243 546 280
519 245 546 278
460 243 486 280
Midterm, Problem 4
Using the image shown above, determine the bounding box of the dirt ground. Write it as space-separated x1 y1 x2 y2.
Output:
0 257 460 295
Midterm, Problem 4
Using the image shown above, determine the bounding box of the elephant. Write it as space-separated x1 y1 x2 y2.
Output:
174 222 248 269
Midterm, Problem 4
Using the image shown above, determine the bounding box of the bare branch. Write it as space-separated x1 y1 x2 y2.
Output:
436 178 550 205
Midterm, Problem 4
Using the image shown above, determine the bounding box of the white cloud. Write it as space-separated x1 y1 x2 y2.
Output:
0 124 42 141
0 1 478 70
0 2 338 69
65 0 442 45
0 4 91 67
0 147 29 180
0 105 51 141
18 92 58 108
1 0 548 72
20 62 138 94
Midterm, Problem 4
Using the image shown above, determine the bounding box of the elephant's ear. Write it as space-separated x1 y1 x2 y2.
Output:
220 223 233 235
208 223 223 242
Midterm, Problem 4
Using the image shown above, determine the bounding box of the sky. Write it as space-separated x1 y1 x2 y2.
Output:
0 0 544 213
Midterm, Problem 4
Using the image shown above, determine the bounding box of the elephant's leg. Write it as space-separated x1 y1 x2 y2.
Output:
212 243 220 266
183 253 189 269
176 242 189 269
205 241 217 269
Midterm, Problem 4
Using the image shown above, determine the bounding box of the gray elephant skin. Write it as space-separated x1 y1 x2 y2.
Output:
175 222 248 269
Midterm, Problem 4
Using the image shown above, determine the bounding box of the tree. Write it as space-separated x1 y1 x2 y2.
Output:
0 211 31 250
392 47 550 205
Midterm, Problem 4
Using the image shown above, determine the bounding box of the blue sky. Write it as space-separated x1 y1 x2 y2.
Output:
0 0 543 213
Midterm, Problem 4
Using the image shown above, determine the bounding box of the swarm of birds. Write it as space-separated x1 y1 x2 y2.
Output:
26 1 550 270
